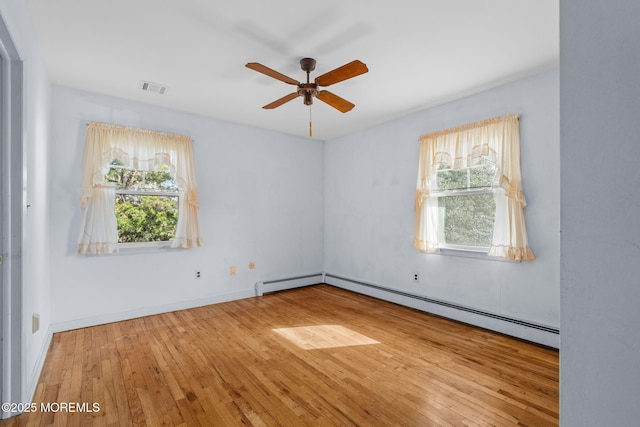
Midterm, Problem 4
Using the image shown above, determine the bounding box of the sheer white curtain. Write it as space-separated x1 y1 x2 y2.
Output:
77 122 204 254
413 114 535 261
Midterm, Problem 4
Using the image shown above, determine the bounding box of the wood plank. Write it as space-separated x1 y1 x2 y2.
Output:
4 285 558 426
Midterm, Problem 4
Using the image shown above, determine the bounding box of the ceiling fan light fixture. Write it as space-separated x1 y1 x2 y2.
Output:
303 92 313 106
297 83 318 106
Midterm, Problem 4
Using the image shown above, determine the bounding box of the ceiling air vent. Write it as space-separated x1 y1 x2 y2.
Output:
139 80 168 95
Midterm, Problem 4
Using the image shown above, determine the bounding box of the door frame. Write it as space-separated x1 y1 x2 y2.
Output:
0 14 24 417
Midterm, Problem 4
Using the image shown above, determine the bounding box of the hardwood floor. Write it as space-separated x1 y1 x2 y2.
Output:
3 285 558 426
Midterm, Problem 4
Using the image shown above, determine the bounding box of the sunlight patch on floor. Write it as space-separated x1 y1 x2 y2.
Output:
273 325 380 349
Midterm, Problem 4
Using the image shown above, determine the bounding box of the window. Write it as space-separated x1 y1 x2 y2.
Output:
105 161 179 244
77 122 203 255
414 114 534 261
434 158 496 250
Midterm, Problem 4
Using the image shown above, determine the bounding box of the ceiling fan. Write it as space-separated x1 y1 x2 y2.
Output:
245 58 368 113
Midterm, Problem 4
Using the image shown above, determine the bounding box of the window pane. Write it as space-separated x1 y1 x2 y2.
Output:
439 193 495 247
105 166 143 190
436 159 496 191
144 165 178 191
469 163 496 188
437 167 468 191
105 162 178 192
114 194 178 243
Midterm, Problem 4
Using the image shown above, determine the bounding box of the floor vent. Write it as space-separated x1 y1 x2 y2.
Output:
139 80 168 95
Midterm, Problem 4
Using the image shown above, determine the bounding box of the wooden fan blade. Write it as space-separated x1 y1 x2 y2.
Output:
316 90 355 113
263 93 300 109
314 60 368 87
246 62 300 85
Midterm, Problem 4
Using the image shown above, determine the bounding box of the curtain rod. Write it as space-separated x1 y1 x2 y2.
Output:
420 114 519 140
86 121 192 142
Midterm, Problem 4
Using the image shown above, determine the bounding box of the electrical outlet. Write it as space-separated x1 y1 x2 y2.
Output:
230 266 237 276
195 270 201 279
413 273 419 283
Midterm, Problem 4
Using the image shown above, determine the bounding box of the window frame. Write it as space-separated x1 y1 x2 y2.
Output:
107 164 181 249
433 191 496 253
114 190 180 250
431 162 496 253
428 184 519 262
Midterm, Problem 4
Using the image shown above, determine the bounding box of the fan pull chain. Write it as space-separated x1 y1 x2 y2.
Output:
309 106 313 138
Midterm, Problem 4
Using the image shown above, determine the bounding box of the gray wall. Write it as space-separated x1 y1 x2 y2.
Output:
560 1 640 425
325 70 560 330
49 86 324 328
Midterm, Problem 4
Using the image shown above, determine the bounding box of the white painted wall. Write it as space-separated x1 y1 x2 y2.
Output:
560 1 640 425
324 70 560 329
49 86 324 328
0 0 52 403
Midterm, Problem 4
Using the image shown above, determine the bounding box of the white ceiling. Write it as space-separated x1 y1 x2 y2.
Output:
25 0 558 141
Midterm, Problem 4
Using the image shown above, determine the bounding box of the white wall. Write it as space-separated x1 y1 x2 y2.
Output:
560 1 640 425
325 70 560 329
0 0 52 403
49 86 324 329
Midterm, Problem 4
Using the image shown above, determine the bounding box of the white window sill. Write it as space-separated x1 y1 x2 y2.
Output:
431 246 519 263
115 241 177 255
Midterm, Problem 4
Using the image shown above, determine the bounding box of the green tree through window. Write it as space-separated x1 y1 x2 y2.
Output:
105 161 179 243
435 158 496 248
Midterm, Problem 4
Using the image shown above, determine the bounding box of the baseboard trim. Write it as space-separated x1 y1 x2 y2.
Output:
25 324 53 408
254 273 324 296
324 273 559 348
49 272 558 348
51 290 255 333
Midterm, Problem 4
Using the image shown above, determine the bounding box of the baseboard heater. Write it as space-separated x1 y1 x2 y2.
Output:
254 273 324 297
324 274 559 349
